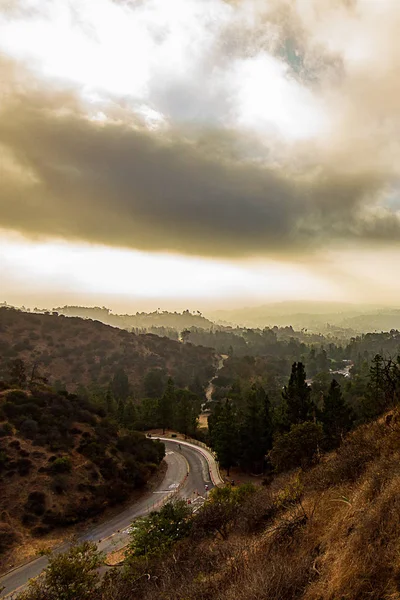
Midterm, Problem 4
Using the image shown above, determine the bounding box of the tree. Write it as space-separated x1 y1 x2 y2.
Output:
193 483 256 540
122 400 137 429
208 400 239 476
143 369 166 399
158 378 175 433
23 542 103 600
7 359 27 388
180 329 191 343
282 362 313 426
110 368 130 402
269 422 323 472
239 384 272 473
320 379 353 448
174 389 200 437
28 362 48 390
128 500 191 558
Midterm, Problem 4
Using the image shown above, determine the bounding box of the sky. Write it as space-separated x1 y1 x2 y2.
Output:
1 0 400 312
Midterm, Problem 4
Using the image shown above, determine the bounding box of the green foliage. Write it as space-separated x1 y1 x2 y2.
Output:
51 456 72 474
20 542 103 600
110 367 130 402
282 362 314 426
143 368 166 398
239 383 273 472
320 379 353 448
158 377 175 433
275 475 303 509
208 399 239 476
128 500 192 558
270 421 323 472
193 483 256 540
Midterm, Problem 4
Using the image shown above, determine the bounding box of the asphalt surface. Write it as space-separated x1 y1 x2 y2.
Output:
0 441 214 598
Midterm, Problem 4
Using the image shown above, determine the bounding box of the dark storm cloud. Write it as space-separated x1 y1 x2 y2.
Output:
0 86 396 259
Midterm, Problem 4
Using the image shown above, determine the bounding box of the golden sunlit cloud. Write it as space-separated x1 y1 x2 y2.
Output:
1 0 400 308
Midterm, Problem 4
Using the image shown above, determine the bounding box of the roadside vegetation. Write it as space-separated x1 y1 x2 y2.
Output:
16 404 400 599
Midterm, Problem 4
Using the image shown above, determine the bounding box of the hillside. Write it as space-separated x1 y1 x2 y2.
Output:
0 384 165 570
16 407 400 600
0 307 216 397
51 306 215 333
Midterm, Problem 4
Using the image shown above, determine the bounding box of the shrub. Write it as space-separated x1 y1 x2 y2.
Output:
51 475 69 495
128 500 192 558
269 422 323 472
25 491 46 516
20 419 39 439
21 542 103 600
0 422 13 437
17 458 33 476
51 457 72 474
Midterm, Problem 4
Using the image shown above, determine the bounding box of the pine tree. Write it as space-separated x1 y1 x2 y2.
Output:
320 379 353 448
110 368 130 402
174 389 199 437
158 377 175 434
282 362 313 426
362 354 387 420
239 383 272 473
208 400 238 476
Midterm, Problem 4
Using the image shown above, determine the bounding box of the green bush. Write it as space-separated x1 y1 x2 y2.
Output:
269 422 323 472
128 500 192 558
51 457 72 474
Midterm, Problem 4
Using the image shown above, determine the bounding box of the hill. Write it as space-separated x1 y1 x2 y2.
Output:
0 307 216 397
210 301 400 334
0 384 165 570
51 306 215 333
16 406 400 600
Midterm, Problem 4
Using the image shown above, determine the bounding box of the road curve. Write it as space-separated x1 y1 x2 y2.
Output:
0 440 215 598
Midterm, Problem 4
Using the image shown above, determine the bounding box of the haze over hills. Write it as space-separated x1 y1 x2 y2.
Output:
210 301 400 333
6 301 400 337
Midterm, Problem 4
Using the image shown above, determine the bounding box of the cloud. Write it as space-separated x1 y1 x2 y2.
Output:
0 82 395 259
0 0 400 260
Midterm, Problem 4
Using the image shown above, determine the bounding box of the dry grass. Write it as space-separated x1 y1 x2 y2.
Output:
121 409 400 600
18 409 400 600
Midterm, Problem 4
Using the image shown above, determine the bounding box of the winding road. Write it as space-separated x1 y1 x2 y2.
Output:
0 439 221 599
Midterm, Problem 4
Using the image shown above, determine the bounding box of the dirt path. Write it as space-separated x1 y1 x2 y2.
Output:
204 354 228 403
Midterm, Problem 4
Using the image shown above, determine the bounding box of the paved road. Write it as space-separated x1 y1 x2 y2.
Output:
0 441 214 598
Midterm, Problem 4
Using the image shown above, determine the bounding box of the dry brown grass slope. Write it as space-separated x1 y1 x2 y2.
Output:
97 410 400 600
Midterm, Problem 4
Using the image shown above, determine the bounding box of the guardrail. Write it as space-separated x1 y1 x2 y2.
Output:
157 435 225 487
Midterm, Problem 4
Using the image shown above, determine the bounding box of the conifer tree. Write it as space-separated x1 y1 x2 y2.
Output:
158 377 175 433
239 384 272 473
320 379 353 448
208 400 238 476
282 362 313 426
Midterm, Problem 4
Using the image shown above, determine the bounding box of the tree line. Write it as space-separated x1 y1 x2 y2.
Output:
208 355 400 476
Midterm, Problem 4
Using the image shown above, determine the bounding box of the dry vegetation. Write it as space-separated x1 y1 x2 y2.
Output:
93 410 400 600
0 307 215 396
0 386 165 571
